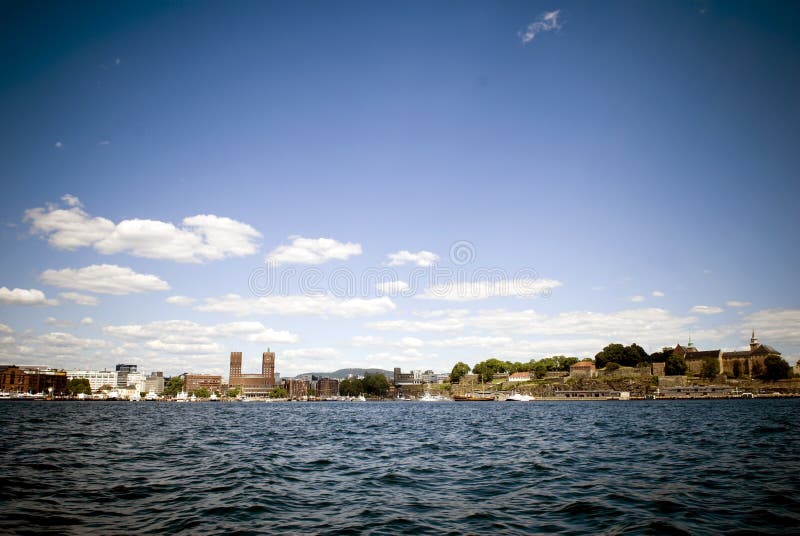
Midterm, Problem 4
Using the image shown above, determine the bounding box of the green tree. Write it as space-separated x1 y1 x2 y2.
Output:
762 356 790 380
227 387 241 398
605 362 621 372
67 378 92 396
450 362 471 383
194 387 210 398
700 358 720 378
472 358 509 382
363 374 390 397
649 348 673 363
270 386 288 398
163 376 184 397
595 343 626 369
665 354 687 376
339 378 364 397
624 344 650 367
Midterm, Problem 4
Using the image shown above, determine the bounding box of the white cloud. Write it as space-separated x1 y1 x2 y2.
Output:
59 292 100 306
80 317 94 325
144 340 224 355
742 309 800 345
45 317 72 328
428 336 513 348
368 307 713 356
400 336 425 348
652 291 665 297
283 347 342 359
386 250 439 267
691 305 724 315
419 278 561 301
0 323 12 334
166 295 197 306
351 335 384 346
24 197 261 263
32 331 108 356
726 300 751 308
61 194 82 207
365 348 427 366
0 287 59 306
54 141 63 149
24 204 115 250
265 236 361 265
197 293 395 318
366 316 466 333
629 295 646 303
103 319 299 357
375 280 409 294
519 10 561 44
41 264 169 295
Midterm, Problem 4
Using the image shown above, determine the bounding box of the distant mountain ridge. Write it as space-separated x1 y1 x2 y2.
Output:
296 368 393 380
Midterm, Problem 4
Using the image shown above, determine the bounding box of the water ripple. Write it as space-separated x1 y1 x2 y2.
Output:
1 400 799 534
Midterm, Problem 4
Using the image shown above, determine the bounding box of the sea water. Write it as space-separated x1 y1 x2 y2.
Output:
1 399 798 534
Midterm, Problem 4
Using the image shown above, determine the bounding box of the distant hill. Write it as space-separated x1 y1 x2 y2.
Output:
297 368 393 380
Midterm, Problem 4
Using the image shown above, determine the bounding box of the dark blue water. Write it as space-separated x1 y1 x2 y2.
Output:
1 400 799 535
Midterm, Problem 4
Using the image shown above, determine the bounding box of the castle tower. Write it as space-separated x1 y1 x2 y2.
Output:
262 349 275 387
230 351 242 381
750 330 759 353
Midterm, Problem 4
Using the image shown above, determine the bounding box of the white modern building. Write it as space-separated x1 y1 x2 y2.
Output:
66 369 118 392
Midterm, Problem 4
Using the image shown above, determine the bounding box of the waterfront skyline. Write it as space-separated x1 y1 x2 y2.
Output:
1 1 799 377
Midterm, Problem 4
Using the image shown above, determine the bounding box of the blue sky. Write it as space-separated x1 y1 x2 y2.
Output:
1 0 798 377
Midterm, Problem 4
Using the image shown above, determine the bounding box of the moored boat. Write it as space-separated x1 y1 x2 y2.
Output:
506 393 534 402
453 394 494 402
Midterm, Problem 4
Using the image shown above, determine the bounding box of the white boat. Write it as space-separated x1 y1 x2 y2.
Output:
175 392 188 402
106 390 120 400
209 392 219 401
145 392 159 401
419 392 448 402
506 393 534 402
129 392 141 402
356 394 366 402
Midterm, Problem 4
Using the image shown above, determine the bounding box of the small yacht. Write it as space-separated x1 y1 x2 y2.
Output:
145 392 159 401
209 392 219 401
506 393 534 402
419 392 448 402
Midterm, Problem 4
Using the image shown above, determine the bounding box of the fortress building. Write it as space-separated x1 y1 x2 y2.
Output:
229 350 276 398
674 331 781 377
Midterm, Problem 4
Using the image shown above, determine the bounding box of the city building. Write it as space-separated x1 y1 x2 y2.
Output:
67 369 117 392
393 367 420 385
229 350 277 398
0 365 68 395
284 378 310 399
115 364 138 388
184 374 222 393
509 372 531 382
145 372 165 394
672 331 782 378
316 377 340 398
570 361 596 378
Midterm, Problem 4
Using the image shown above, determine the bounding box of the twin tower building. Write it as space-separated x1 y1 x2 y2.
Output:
229 349 276 398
